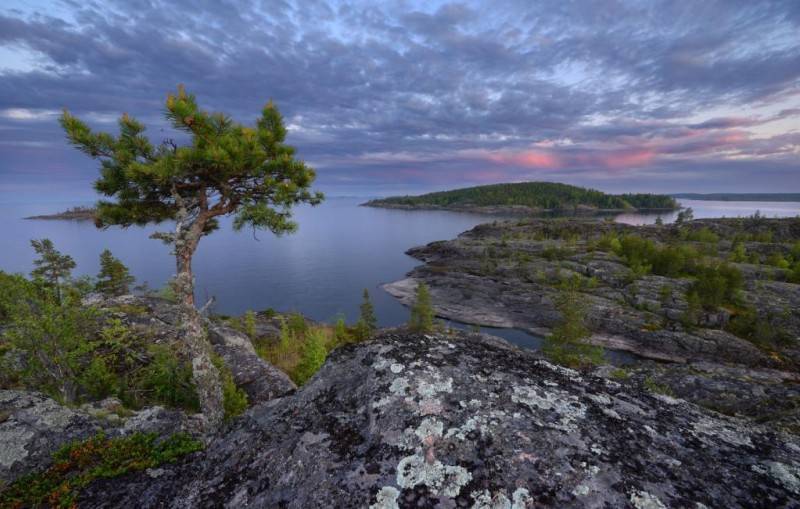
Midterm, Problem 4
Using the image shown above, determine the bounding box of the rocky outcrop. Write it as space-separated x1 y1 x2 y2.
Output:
0 391 196 485
77 331 800 508
207 324 296 403
385 218 800 369
0 391 102 484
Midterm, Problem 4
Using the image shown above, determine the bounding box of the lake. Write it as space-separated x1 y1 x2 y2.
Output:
2 197 798 353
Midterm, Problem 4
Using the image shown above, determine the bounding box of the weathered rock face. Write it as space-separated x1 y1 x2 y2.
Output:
0 391 102 484
0 391 200 485
79 331 800 508
385 218 800 370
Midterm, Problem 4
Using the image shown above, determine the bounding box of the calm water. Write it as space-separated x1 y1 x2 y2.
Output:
2 197 798 354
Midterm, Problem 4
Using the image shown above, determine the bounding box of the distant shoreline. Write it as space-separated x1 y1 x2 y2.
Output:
361 201 677 216
672 193 800 202
25 206 96 221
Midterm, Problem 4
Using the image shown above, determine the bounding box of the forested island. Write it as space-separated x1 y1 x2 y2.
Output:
672 193 800 202
25 206 96 221
364 182 679 214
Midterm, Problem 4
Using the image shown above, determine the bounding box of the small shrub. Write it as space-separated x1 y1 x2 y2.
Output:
136 345 200 412
643 376 675 396
243 310 257 340
293 327 328 385
211 354 248 421
408 283 435 333
0 432 202 508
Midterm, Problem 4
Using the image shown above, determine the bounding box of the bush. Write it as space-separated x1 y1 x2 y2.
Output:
293 327 328 385
136 345 200 412
243 310 257 339
211 354 248 421
726 306 791 348
95 249 135 297
688 263 743 310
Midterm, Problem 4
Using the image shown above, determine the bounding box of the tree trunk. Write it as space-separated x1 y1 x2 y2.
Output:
174 224 224 430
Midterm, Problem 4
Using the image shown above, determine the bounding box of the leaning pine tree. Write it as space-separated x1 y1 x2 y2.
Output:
60 86 323 428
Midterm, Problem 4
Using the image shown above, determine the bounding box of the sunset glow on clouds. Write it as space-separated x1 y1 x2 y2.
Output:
0 0 798 198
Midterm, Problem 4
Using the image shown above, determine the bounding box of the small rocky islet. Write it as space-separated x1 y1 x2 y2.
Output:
2 216 800 507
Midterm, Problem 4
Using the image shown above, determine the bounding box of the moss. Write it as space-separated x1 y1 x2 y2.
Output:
0 432 202 509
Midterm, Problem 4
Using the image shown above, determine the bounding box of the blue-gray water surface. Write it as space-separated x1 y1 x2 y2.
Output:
2 197 798 356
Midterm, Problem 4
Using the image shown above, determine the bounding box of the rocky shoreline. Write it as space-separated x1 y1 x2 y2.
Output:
25 206 96 221
5 328 800 507
363 200 676 217
384 217 800 433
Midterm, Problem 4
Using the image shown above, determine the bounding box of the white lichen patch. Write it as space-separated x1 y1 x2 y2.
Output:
389 377 410 396
0 426 34 467
416 375 453 398
587 394 611 406
652 394 682 406
470 487 530 509
572 484 590 497
534 360 583 382
390 363 405 374
691 416 752 448
630 490 667 509
419 398 443 415
372 357 391 371
511 385 586 432
372 396 393 409
396 454 472 497
414 417 444 442
370 486 400 509
761 461 800 494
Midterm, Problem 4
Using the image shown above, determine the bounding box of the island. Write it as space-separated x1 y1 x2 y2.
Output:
25 206 96 221
363 181 679 215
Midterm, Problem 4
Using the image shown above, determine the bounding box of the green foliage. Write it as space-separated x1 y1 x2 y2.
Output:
137 345 200 412
643 376 675 396
95 249 135 297
243 310 257 340
2 280 97 404
766 252 790 269
30 238 76 303
408 283 435 332
729 241 748 263
211 354 248 421
674 207 694 225
293 327 328 385
80 357 117 400
542 281 604 368
683 227 719 243
726 306 791 348
333 315 351 345
354 289 377 340
687 263 743 310
157 280 178 303
609 368 630 380
287 313 308 336
60 86 323 234
0 432 202 509
367 182 677 210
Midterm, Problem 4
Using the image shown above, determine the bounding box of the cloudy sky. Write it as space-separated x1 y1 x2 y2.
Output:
1 0 798 201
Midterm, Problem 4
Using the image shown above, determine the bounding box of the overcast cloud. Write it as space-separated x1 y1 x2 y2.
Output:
0 0 798 199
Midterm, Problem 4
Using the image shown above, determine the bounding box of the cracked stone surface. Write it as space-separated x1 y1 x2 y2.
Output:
77 330 800 508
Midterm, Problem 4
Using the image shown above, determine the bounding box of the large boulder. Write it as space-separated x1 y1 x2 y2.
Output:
207 324 296 403
79 331 800 508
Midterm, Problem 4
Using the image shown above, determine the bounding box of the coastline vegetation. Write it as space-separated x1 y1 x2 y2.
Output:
366 181 678 211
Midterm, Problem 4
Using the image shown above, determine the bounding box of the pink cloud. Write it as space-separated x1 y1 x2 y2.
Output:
485 150 560 168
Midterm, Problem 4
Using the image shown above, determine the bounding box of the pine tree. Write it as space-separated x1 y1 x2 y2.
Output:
96 249 135 297
60 86 323 427
355 289 377 339
542 277 603 368
408 282 435 332
30 239 76 303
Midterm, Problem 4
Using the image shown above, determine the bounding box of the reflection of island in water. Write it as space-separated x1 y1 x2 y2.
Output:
24 206 96 221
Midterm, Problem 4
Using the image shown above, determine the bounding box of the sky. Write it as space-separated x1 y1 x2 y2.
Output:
0 0 798 202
